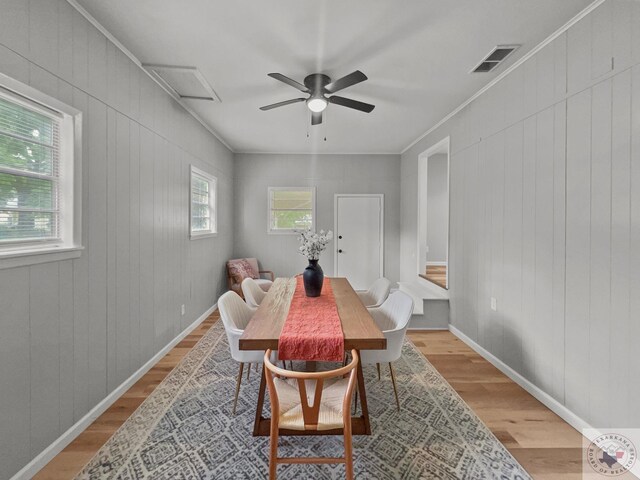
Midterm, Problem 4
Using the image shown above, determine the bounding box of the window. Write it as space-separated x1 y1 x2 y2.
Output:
190 166 217 237
0 76 81 267
268 187 315 233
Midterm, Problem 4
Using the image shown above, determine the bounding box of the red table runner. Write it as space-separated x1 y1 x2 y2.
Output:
278 277 345 362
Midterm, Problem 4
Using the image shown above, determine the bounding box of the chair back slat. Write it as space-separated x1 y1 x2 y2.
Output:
296 378 324 428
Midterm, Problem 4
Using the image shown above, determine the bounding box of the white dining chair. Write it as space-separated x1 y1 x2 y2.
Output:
356 277 392 308
358 291 413 410
241 277 267 308
218 291 265 414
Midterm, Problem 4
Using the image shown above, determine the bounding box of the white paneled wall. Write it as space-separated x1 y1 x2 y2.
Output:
0 1 233 477
234 153 401 284
401 0 640 430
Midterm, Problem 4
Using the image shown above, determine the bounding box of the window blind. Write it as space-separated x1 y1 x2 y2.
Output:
0 95 60 243
269 189 313 230
190 169 216 234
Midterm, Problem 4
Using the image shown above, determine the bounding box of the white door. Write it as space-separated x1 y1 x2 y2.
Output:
334 195 384 290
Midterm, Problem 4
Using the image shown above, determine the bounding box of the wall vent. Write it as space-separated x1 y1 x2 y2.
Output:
142 65 221 101
470 45 520 73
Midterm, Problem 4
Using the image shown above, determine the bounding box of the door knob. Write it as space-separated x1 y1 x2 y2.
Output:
338 235 343 239
338 249 343 253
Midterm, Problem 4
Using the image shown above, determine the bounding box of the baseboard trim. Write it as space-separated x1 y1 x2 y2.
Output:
10 303 218 480
448 324 593 436
426 261 447 266
407 327 449 331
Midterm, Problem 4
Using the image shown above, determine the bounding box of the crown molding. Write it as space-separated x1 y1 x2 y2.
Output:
234 151 401 156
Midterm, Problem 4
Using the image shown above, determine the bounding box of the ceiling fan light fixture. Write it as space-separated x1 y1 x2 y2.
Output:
307 96 327 113
261 71 374 125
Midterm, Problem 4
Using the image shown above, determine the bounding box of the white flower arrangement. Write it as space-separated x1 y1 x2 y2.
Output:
296 228 333 260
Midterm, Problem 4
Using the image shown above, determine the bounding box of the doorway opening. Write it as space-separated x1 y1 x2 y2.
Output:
417 137 450 290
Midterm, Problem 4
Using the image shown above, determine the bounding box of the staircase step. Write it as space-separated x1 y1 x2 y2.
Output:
398 280 448 315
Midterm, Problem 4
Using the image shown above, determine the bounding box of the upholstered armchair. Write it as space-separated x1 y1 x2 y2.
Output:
226 257 274 298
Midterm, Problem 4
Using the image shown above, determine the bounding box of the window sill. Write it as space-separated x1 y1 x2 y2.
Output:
190 232 217 240
0 245 84 270
267 230 300 235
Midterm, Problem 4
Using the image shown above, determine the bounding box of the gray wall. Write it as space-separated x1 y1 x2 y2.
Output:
426 153 448 263
401 0 640 429
0 1 234 478
234 153 401 284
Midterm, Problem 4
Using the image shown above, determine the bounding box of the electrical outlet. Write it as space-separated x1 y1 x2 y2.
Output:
181 304 185 316
490 297 497 311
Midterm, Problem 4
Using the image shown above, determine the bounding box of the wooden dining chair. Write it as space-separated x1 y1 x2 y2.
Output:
263 349 359 480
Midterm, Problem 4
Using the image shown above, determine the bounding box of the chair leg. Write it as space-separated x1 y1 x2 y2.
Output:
255 362 259 372
376 363 381 380
344 419 354 480
389 362 400 411
269 422 279 479
233 362 244 415
247 363 251 380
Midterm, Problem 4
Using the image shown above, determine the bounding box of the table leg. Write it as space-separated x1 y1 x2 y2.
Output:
355 349 371 435
253 363 267 437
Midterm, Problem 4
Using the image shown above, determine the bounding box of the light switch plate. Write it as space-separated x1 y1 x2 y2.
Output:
490 297 497 311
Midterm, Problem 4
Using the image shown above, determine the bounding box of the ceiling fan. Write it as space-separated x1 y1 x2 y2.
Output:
259 70 375 125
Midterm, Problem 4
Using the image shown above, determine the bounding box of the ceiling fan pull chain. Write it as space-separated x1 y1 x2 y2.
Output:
324 109 327 141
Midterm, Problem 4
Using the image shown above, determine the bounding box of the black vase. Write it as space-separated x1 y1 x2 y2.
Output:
303 259 324 297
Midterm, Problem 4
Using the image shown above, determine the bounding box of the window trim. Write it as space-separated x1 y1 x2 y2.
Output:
0 73 83 269
189 165 217 239
267 186 316 235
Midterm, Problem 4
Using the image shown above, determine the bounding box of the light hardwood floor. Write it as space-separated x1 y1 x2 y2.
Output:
35 313 583 479
421 265 447 289
408 330 584 479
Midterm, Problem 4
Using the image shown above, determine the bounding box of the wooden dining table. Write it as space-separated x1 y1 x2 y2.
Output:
239 277 386 437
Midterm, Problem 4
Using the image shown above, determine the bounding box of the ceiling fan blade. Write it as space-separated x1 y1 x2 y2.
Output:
311 111 323 125
259 98 306 111
328 95 375 113
324 70 367 93
267 73 310 93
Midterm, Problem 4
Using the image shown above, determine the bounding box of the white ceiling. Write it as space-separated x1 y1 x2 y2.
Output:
76 0 593 154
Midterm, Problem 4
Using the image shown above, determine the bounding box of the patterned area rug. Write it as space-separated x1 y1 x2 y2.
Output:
75 320 531 479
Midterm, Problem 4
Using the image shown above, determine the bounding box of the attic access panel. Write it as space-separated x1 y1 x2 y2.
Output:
143 64 221 101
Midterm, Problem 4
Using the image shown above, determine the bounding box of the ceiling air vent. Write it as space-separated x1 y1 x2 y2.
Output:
142 64 220 101
470 45 520 73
